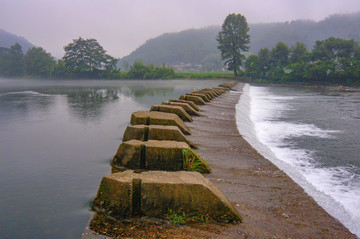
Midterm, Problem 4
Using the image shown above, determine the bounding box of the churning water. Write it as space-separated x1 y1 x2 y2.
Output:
236 84 360 237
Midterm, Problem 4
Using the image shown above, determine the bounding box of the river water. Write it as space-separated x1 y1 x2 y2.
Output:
0 78 228 239
236 84 360 237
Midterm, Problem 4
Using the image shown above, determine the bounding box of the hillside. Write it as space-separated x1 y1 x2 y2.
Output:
120 12 360 71
0 29 35 52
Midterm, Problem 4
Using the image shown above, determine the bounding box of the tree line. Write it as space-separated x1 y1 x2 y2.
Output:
216 13 360 85
0 37 175 79
244 37 360 85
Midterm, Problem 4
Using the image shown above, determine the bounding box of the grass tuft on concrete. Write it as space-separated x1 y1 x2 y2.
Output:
182 147 211 173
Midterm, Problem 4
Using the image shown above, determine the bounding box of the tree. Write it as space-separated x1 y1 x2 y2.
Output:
289 42 308 64
311 37 359 82
24 47 56 77
216 13 250 76
258 47 270 78
0 43 24 76
62 37 118 77
245 55 260 78
270 42 289 68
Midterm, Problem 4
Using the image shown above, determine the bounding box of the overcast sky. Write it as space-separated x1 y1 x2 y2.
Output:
1 0 360 58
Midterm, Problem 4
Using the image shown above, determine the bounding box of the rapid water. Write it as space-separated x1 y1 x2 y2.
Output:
236 84 360 237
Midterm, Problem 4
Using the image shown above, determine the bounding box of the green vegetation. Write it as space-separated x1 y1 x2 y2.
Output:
244 37 360 85
217 13 250 76
24 47 56 77
126 60 175 79
165 209 188 224
165 209 210 224
182 147 211 174
62 37 119 78
175 72 233 79
0 43 24 76
0 40 175 79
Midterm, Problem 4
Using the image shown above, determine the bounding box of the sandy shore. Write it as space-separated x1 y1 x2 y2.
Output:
84 83 356 238
186 83 356 238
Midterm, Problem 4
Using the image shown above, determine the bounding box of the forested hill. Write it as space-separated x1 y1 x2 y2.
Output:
120 12 360 70
0 29 35 51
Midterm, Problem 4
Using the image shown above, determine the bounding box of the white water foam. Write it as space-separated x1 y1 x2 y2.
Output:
236 84 360 237
0 91 51 97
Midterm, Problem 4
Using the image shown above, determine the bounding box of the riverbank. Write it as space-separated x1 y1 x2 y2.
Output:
83 82 356 238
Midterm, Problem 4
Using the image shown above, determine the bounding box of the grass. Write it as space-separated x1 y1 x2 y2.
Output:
175 72 234 79
165 209 211 224
182 147 211 173
166 209 188 224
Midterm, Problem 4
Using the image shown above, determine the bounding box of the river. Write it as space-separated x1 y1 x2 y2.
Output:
236 84 360 237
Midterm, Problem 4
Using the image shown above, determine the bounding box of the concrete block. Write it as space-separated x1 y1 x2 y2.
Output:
150 105 193 122
122 125 197 148
179 95 206 105
92 170 242 223
162 101 200 116
113 140 189 171
186 93 210 102
168 99 200 111
130 111 190 135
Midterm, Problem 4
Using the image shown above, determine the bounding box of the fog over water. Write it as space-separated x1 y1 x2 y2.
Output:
1 0 360 58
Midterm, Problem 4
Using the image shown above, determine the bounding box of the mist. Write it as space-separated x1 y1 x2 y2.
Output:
1 0 359 58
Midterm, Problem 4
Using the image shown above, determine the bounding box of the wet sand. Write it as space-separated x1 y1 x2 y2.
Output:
186 83 356 238
84 83 356 238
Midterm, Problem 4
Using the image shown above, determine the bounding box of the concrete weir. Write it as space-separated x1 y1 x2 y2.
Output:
150 104 193 122
130 111 191 135
92 170 241 222
83 84 249 238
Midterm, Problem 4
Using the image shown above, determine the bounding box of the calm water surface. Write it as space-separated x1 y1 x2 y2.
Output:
0 78 228 239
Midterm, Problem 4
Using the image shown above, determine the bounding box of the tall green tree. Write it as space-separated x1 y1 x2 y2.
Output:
62 37 118 77
24 47 56 77
0 43 24 76
258 47 270 78
216 13 250 76
245 55 260 78
270 42 289 68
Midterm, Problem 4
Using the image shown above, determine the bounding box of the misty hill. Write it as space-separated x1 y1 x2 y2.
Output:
0 29 35 52
120 12 360 71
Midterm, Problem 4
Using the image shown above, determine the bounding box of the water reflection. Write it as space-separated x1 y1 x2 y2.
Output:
0 92 55 123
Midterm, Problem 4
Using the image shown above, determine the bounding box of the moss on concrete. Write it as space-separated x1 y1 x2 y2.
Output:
150 105 193 122
130 111 191 135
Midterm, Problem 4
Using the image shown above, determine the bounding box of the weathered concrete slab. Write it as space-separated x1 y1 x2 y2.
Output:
198 88 220 97
92 170 242 223
162 101 200 116
198 91 215 99
122 125 197 148
195 91 214 100
219 81 238 90
179 95 206 105
186 93 211 102
130 111 190 135
113 140 189 171
169 99 200 111
150 105 193 122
